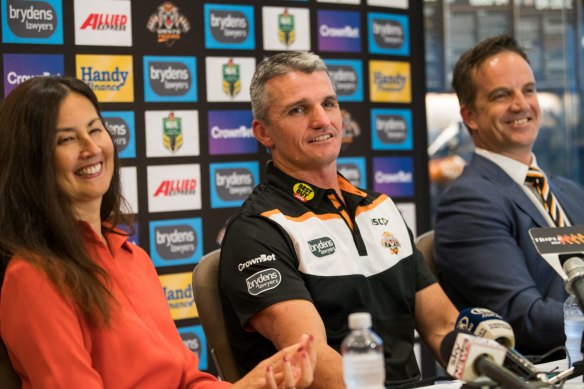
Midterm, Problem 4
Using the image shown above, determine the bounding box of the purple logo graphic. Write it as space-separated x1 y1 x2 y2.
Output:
3 53 63 96
372 157 413 197
208 110 257 155
317 10 361 53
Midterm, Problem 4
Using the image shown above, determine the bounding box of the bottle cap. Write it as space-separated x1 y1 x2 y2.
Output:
348 312 372 329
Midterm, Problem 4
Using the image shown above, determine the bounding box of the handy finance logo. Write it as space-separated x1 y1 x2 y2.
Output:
324 59 363 102
144 56 197 102
208 110 256 155
368 13 409 56
74 0 132 46
210 161 259 208
76 54 133 102
178 325 208 370
337 157 366 188
3 53 63 96
149 218 203 267
204 3 254 50
370 108 412 150
373 157 414 197
369 60 410 103
159 272 197 320
317 10 360 53
102 111 135 158
2 0 63 44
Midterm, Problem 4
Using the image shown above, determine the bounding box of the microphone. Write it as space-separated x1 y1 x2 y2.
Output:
563 255 584 312
441 331 531 389
456 308 545 381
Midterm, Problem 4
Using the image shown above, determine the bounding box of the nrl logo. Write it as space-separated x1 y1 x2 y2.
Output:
223 58 241 97
162 112 183 152
278 9 295 47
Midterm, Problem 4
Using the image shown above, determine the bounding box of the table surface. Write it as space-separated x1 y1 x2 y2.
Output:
419 359 582 388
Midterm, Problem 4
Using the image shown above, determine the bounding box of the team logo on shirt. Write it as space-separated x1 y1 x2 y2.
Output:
381 231 400 254
246 268 281 295
293 182 314 202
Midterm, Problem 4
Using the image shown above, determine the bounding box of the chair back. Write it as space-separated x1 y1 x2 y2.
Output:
415 230 438 278
192 249 241 382
0 339 20 388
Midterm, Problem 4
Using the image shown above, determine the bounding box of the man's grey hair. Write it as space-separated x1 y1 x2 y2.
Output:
250 51 330 122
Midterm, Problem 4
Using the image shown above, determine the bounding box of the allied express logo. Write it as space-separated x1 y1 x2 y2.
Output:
80 13 127 31
154 179 197 197
308 237 336 257
146 1 190 46
293 182 314 202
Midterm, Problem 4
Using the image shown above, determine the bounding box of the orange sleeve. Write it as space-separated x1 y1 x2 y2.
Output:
0 260 104 388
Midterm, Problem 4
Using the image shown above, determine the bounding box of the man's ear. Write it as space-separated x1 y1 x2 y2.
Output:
253 119 275 148
460 105 478 134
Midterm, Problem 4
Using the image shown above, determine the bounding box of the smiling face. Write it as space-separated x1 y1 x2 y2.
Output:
461 51 541 165
54 92 114 217
253 70 343 180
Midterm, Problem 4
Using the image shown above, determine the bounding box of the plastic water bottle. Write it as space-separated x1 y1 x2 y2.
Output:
564 294 584 365
341 312 385 389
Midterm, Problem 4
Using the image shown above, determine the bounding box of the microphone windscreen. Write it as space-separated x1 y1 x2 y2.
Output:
456 307 515 348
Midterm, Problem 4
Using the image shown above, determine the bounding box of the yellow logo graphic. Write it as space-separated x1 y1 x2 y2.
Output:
369 60 410 103
76 55 134 102
293 182 314 203
381 231 401 254
159 272 198 320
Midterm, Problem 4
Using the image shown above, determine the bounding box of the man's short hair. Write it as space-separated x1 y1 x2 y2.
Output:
452 34 529 108
250 51 329 122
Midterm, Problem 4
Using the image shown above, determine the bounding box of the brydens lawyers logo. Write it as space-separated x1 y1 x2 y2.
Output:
324 59 363 102
210 161 259 209
149 218 203 267
371 108 413 151
368 13 409 56
337 157 366 188
179 326 208 370
247 268 282 296
204 3 254 50
3 53 63 96
102 111 135 158
147 1 190 46
144 56 197 102
2 0 63 44
308 237 336 257
74 0 131 47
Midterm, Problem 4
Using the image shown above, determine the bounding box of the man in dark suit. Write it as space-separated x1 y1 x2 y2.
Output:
434 34 584 356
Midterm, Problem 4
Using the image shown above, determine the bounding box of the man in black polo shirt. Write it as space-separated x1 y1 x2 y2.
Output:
219 52 459 388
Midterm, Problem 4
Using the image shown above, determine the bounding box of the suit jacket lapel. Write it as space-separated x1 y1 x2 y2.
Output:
468 154 549 228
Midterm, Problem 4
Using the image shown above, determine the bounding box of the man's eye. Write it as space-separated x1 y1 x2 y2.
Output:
289 107 304 115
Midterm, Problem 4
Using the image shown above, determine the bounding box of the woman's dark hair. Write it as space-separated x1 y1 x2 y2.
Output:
0 76 133 325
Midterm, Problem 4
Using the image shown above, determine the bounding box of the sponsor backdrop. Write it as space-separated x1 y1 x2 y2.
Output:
0 0 432 377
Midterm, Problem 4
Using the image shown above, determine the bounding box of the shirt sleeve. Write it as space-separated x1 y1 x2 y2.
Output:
0 259 104 388
220 215 313 327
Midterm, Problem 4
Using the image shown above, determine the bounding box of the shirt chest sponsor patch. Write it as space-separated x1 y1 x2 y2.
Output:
246 268 281 295
308 237 336 257
380 230 401 254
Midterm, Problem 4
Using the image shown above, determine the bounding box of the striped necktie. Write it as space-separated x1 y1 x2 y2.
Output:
525 166 565 227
